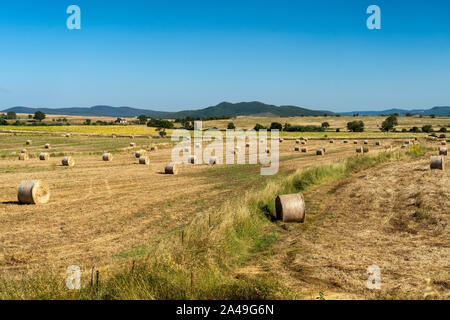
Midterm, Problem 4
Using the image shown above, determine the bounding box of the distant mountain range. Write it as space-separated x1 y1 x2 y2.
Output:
2 102 449 118
340 106 450 116
2 102 336 118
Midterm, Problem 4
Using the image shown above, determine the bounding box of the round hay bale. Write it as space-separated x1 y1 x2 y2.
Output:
102 153 113 161
151 146 158 152
195 143 201 149
401 145 407 149
260 139 265 143
265 148 270 154
363 147 369 153
18 153 29 161
209 156 217 165
404 140 410 145
246 143 250 147
65 134 71 138
21 149 27 154
329 140 334 144
295 139 300 144
130 142 136 147
139 155 150 165
294 146 300 152
364 140 369 145
11 151 17 156
188 155 196 164
17 180 50 205
26 140 32 145
62 156 75 167
343 140 348 144
184 147 190 153
165 163 178 174
430 156 444 170
321 146 326 153
275 193 305 223
235 146 240 152
439 147 448 156
112 134 117 138
44 143 51 149
301 147 307 153
135 150 146 158
316 149 324 156
375 141 381 146
441 141 447 146
356 146 363 153
39 153 50 161
279 138 284 143
301 141 306 145
353 140 358 144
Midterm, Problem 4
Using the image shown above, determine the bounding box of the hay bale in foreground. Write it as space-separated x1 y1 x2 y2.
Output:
102 153 113 161
165 163 178 174
275 193 305 223
356 146 363 153
61 156 75 167
135 150 146 158
18 180 50 204
139 155 150 165
18 153 29 161
316 149 324 156
439 147 448 156
39 153 50 161
26 140 32 145
44 143 51 149
430 156 444 170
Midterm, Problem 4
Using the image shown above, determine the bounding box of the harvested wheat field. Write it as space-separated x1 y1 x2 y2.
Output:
244 155 449 300
0 131 448 300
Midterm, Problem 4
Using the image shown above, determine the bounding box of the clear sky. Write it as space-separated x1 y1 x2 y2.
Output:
0 0 449 112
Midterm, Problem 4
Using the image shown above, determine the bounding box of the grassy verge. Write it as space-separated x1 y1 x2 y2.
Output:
0 145 430 300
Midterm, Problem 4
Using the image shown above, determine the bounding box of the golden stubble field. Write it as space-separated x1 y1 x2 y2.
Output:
0 122 448 299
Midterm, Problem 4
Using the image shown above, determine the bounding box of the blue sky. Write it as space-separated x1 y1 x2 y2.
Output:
0 0 449 112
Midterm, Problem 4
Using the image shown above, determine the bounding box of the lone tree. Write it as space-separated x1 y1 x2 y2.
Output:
159 129 167 138
137 114 148 125
347 120 365 132
380 114 398 132
227 122 236 130
6 111 17 119
33 111 46 122
321 122 330 129
421 125 433 133
270 122 283 131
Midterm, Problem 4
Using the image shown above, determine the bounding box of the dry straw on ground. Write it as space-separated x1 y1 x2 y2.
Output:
164 163 178 174
275 193 306 223
430 156 444 170
17 180 50 205
61 156 75 167
102 153 113 161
